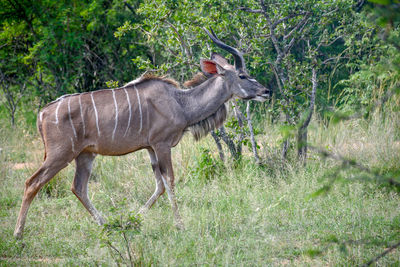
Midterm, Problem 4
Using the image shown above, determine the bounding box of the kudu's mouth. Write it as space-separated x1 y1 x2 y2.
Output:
251 89 271 102
241 94 268 102
252 95 268 102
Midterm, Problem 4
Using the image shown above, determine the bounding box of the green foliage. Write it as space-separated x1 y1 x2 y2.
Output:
0 0 147 125
105 80 119 88
0 113 400 264
39 173 70 199
102 212 142 236
0 1 400 264
189 147 225 183
100 211 143 266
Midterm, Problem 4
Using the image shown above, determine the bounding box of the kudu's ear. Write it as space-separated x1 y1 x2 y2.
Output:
211 53 234 70
200 59 225 76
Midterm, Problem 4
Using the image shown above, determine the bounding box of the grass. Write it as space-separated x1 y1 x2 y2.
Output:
0 113 399 266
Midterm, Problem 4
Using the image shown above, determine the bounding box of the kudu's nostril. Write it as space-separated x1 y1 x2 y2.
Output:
261 89 271 97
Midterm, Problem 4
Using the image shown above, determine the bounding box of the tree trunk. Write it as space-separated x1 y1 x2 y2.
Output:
246 101 260 164
297 127 307 161
297 65 317 162
219 126 240 160
211 130 225 161
282 138 289 159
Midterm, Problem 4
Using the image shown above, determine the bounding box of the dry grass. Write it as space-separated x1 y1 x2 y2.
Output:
0 112 399 266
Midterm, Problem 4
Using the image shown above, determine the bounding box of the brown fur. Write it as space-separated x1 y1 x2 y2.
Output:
44 73 180 109
188 104 227 141
125 72 180 88
14 45 269 239
183 72 208 88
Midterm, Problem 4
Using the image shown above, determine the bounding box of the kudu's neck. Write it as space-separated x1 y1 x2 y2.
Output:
178 76 232 126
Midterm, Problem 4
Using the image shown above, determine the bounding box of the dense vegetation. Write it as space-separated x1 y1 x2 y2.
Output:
1 0 399 265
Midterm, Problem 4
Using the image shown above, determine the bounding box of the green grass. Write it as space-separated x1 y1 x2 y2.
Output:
0 114 399 266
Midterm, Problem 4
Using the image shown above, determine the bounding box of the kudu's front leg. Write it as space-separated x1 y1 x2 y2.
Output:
139 148 165 213
71 152 105 225
153 145 184 229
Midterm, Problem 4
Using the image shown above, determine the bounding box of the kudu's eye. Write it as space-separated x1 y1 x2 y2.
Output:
239 74 247 79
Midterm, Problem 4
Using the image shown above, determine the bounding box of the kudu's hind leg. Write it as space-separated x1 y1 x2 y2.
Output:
153 145 184 229
71 152 105 225
14 156 70 239
139 148 165 213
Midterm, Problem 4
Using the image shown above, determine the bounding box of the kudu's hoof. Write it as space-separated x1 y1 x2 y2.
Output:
97 218 106 226
175 222 185 231
14 231 23 240
138 207 148 215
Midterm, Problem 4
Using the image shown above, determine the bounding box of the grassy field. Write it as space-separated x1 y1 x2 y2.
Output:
0 114 399 266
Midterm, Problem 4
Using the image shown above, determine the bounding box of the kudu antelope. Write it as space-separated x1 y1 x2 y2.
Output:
14 28 270 238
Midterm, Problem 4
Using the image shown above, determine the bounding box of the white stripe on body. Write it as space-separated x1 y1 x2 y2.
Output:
134 85 143 133
70 137 75 153
54 98 64 124
79 94 86 136
112 90 119 141
91 92 101 136
68 97 78 139
123 88 132 137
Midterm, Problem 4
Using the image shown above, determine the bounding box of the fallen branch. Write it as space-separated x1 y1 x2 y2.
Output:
361 240 400 267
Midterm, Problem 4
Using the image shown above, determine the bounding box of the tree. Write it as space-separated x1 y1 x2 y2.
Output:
238 0 358 160
0 0 148 124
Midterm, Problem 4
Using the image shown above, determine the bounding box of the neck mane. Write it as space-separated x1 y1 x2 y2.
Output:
179 74 231 140
129 72 231 141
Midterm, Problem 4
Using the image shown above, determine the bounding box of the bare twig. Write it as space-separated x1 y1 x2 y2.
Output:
283 14 310 41
284 16 310 54
272 11 310 29
211 130 225 161
122 231 134 267
165 20 193 60
246 101 260 163
237 6 263 14
123 1 136 15
321 56 348 65
361 240 400 267
219 126 240 160
309 145 371 173
107 241 125 265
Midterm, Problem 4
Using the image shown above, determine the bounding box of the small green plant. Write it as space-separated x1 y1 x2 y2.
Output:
189 147 225 183
105 80 119 88
100 211 143 266
39 173 70 198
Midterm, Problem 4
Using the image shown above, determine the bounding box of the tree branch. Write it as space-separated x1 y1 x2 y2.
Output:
259 0 284 58
246 101 260 163
361 240 400 266
165 20 192 60
237 6 263 14
219 126 240 160
123 1 136 15
284 16 310 54
272 11 310 29
211 130 225 161
297 63 317 160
